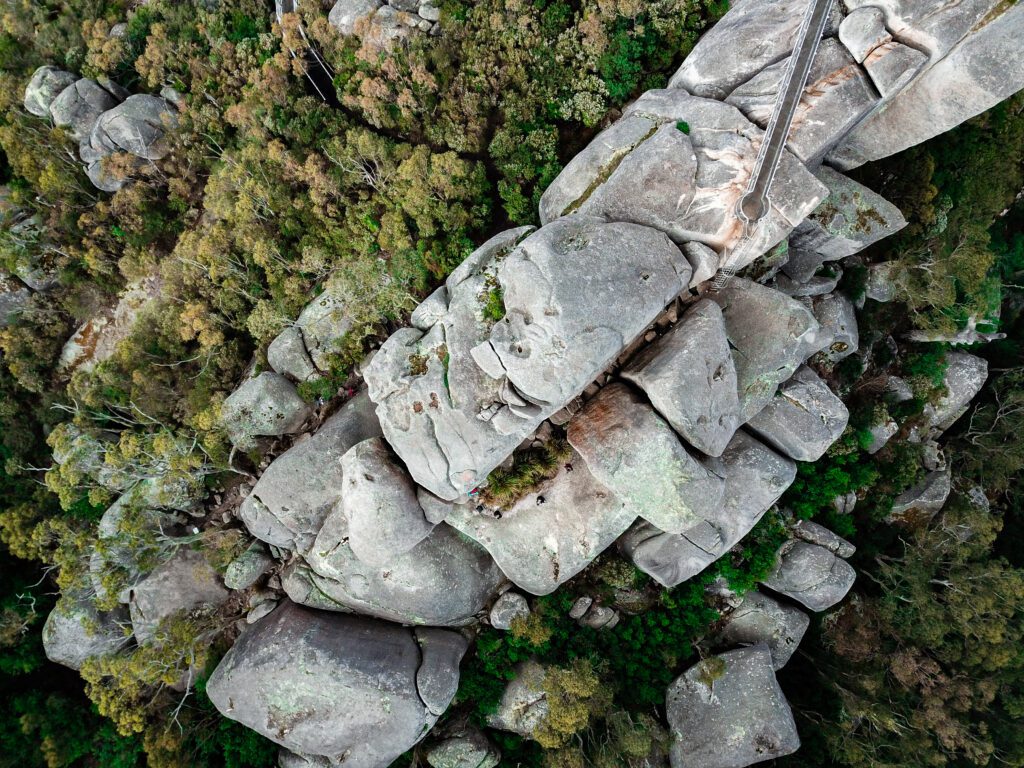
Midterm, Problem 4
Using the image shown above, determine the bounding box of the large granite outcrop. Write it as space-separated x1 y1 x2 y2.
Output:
365 218 691 501
327 0 442 43
567 383 725 534
22 68 179 193
666 646 800 768
620 431 796 588
539 91 827 266
239 391 381 553
207 601 467 767
843 0 1007 60
668 0 816 98
831 1 1024 168
622 298 740 457
726 38 878 164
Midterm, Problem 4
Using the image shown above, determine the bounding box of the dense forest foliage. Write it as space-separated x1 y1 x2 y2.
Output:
0 0 1021 766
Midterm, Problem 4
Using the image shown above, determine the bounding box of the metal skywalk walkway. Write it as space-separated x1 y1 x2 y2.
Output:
715 0 835 286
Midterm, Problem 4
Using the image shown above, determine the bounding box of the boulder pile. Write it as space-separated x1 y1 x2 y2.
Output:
23 66 178 192
44 0 1018 763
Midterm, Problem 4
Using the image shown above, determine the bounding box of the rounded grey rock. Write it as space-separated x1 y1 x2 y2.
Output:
489 591 530 631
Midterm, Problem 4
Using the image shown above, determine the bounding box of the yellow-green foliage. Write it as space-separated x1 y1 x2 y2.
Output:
483 439 573 508
80 608 222 736
510 611 554 647
534 659 613 749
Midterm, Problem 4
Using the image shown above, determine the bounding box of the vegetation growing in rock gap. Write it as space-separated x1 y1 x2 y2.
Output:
480 438 573 508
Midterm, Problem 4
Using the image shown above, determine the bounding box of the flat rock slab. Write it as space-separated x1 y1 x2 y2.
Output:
666 646 800 768
365 218 689 501
620 431 796 588
541 91 827 267
364 232 532 502
435 450 636 595
239 392 381 553
761 539 856 612
568 383 725 533
708 591 809 670
709 278 822 423
538 116 660 224
727 39 879 164
746 366 849 461
622 298 740 457
490 216 691 408
572 123 700 242
207 601 466 767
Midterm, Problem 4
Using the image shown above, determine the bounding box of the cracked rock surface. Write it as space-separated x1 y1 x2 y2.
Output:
239 392 381 552
365 217 691 501
207 601 466 768
621 431 796 588
746 365 850 461
568 382 725 534
666 646 800 768
760 539 856 612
